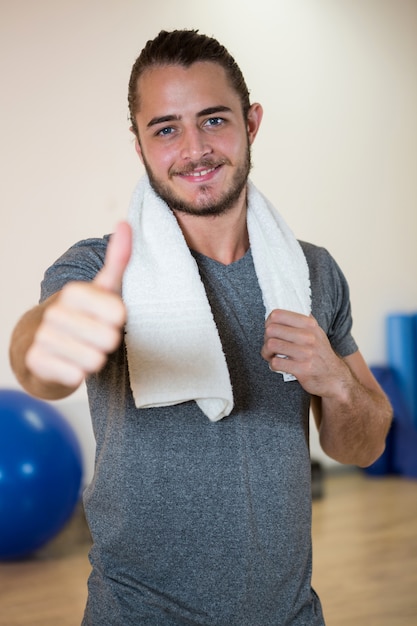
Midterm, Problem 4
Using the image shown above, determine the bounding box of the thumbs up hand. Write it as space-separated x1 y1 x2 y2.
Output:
25 222 132 394
94 221 132 293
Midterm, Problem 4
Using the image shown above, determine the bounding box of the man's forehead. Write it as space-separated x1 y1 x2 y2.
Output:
135 62 240 118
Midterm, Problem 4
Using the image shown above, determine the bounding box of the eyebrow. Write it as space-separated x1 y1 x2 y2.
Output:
146 105 232 128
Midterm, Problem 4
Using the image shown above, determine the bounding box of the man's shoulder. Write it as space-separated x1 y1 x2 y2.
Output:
51 234 111 267
41 235 112 300
68 234 111 254
298 240 331 267
298 239 349 296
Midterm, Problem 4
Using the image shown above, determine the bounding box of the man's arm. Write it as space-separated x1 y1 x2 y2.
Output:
309 351 392 467
262 309 393 468
9 222 132 401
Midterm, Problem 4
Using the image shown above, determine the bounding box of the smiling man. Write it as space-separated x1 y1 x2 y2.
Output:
10 29 392 625
133 63 257 221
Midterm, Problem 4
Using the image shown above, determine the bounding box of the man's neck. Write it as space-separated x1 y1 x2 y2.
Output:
173 204 249 266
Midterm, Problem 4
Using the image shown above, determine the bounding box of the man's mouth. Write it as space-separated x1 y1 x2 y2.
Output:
185 167 217 177
172 161 225 180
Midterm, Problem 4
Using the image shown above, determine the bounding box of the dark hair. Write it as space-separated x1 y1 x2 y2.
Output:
128 29 251 138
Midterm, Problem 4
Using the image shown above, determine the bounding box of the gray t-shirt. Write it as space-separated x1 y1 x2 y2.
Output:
41 238 357 626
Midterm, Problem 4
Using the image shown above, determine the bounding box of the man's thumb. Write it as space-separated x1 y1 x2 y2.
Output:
94 221 132 292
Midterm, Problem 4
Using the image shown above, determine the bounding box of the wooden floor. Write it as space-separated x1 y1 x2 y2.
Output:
312 469 417 625
0 469 416 625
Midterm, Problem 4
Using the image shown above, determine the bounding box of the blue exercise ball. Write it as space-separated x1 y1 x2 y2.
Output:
0 389 83 560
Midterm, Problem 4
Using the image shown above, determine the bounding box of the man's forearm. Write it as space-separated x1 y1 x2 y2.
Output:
316 363 393 467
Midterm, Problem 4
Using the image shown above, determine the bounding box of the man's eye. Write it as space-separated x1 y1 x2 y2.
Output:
205 117 223 127
157 127 174 137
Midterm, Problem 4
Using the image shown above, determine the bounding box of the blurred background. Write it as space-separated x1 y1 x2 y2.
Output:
1 0 416 479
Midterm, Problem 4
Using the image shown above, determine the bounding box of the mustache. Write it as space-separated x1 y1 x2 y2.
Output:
170 158 230 176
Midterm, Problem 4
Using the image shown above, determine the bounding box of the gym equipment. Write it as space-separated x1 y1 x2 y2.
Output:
0 389 83 559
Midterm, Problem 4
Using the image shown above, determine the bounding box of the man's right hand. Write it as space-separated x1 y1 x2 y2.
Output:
11 222 132 398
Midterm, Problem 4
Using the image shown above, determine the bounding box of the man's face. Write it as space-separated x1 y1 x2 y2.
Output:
133 62 262 217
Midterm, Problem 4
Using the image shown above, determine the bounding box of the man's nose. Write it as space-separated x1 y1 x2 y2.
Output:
180 127 212 161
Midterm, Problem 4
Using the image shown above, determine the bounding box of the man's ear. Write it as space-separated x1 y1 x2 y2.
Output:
130 126 144 164
246 103 263 146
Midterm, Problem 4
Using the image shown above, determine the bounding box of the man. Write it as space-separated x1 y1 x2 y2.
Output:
10 30 392 625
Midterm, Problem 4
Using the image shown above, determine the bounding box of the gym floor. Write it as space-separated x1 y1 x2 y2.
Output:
1 468 416 626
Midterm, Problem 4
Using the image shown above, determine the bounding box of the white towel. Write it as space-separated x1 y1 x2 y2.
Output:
122 175 311 421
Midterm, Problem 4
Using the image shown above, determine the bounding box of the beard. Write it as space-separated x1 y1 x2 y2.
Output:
141 142 252 217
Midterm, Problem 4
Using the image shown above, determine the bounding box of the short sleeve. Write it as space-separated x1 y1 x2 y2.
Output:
40 236 110 303
300 241 358 358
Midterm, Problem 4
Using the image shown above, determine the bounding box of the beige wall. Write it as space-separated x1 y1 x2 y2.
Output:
1 0 416 470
